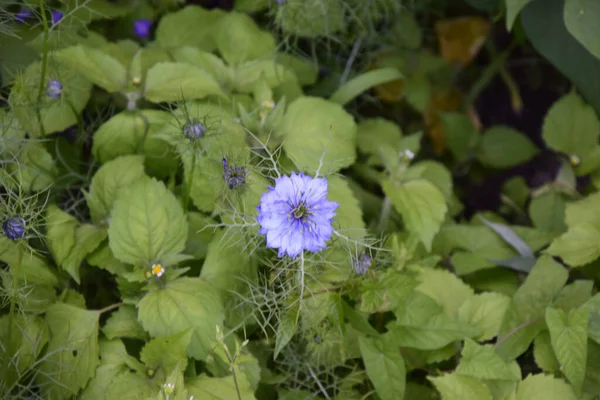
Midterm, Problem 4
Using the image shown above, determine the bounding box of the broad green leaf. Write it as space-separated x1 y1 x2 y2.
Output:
533 330 560 373
545 307 588 394
201 229 257 326
92 110 177 178
63 224 107 283
542 92 600 158
140 329 192 378
87 242 129 276
496 255 569 360
9 59 92 136
274 303 299 359
401 161 454 200
281 96 357 175
391 291 478 350
275 0 345 38
360 269 419 313
46 205 77 268
546 220 600 267
128 47 171 84
38 304 100 399
327 175 367 240
156 6 224 52
553 280 594 312
86 155 146 225
232 60 297 93
102 305 147 341
382 178 447 250
0 239 59 287
416 268 474 317
506 0 533 29
522 0 600 115
456 339 521 381
144 62 225 103
565 191 600 227
564 0 600 61
170 46 232 86
478 126 539 168
584 340 600 395
356 118 403 167
105 371 156 399
137 277 224 360
515 373 577 400
215 12 275 65
429 373 493 400
108 176 188 266
185 212 217 260
187 373 256 400
458 292 511 341
8 141 58 191
440 112 480 161
359 336 406 400
330 68 403 106
0 314 48 390
529 190 567 233
55 45 126 92
274 53 318 86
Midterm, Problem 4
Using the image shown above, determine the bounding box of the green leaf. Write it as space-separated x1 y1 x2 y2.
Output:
274 303 299 359
9 59 92 136
156 6 224 52
8 141 58 191
391 291 478 350
274 53 318 86
359 336 406 400
55 45 127 92
356 118 403 167
214 11 275 65
564 191 600 227
546 219 600 267
515 373 577 400
458 292 511 341
456 339 521 381
545 307 588 394
529 190 568 233
108 176 188 266
534 330 560 373
170 46 232 86
187 373 256 400
478 216 534 258
105 371 156 399
185 212 217 259
63 224 107 283
275 0 345 38
564 0 600 61
143 62 225 103
330 68 403 106
505 0 533 29
281 96 357 175
553 280 594 312
440 112 480 161
496 255 569 360
416 268 474 318
542 91 600 158
401 161 454 200
137 277 224 360
232 60 297 93
86 155 146 225
140 329 192 377
326 175 367 241
46 204 77 268
92 110 178 178
38 304 100 399
102 305 148 341
359 269 419 313
382 178 448 250
478 126 539 168
429 373 493 400
0 237 60 286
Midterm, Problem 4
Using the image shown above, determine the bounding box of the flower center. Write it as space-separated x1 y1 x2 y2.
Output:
291 201 310 221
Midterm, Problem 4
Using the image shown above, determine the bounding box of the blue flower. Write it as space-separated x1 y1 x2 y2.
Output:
353 253 371 275
15 9 32 23
183 118 205 140
133 19 152 39
3 216 26 240
46 79 62 99
51 10 63 25
222 157 247 190
257 172 339 258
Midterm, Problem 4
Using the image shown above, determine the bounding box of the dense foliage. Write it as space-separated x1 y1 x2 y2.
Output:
1 0 600 399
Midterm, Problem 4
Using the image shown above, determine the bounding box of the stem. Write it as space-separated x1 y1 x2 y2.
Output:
296 252 305 322
182 150 197 210
7 249 22 348
97 302 121 314
35 0 50 137
376 197 392 233
495 318 541 347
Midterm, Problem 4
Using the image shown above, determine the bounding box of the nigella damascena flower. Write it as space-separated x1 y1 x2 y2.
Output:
183 118 205 140
3 216 26 240
353 253 372 275
257 172 339 259
222 157 247 189
133 19 152 39
46 79 62 99
51 10 63 25
15 9 32 23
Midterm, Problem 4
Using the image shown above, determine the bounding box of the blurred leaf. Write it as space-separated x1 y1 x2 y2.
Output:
563 0 600 61
156 5 224 51
187 373 256 400
416 268 474 318
9 141 58 192
281 96 357 175
425 88 464 154
546 219 600 267
102 306 147 341
533 330 560 372
108 176 188 266
429 373 493 399
215 11 275 65
435 17 490 66
137 277 224 360
140 329 192 379
275 0 345 38
478 216 534 257
478 126 539 168
440 112 480 161
330 68 403 106
458 292 511 341
515 373 577 400
274 303 298 359
529 190 568 233
545 307 588 394
506 0 533 29
456 339 521 381
359 336 406 400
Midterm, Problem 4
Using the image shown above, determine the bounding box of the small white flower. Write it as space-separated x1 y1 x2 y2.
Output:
151 264 164 277
163 383 175 395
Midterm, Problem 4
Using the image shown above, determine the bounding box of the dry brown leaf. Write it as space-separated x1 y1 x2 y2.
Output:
435 16 490 67
425 88 464 154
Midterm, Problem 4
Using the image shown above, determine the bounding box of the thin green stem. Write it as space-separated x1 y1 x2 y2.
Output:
182 151 197 210
35 0 50 137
